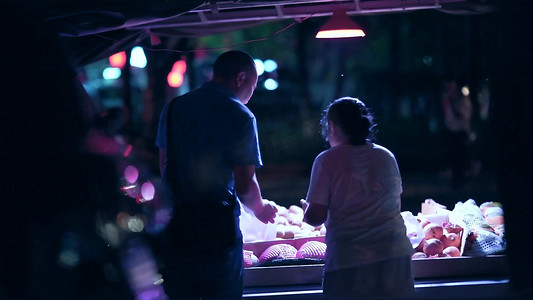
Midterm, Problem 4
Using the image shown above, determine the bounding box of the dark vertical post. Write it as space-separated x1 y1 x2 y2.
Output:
122 49 133 135
491 2 533 297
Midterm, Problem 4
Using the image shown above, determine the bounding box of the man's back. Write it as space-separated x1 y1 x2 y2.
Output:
161 81 261 201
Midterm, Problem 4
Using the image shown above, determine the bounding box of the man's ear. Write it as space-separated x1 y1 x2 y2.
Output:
235 71 246 87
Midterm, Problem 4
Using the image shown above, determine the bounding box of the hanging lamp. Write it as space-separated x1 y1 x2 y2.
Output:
315 9 365 39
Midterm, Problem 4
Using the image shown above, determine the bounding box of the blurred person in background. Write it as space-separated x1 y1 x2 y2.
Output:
441 79 473 188
0 3 132 299
154 50 277 300
301 97 414 300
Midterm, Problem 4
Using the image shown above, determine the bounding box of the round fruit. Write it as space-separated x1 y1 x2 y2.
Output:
412 252 428 259
443 246 461 257
423 238 444 256
423 223 444 240
441 232 461 248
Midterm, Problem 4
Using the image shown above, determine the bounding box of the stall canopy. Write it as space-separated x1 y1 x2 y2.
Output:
13 0 498 66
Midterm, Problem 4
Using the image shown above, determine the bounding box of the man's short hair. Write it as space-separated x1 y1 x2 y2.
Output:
213 50 256 80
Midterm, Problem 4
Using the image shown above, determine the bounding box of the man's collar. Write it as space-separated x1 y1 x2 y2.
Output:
202 81 240 102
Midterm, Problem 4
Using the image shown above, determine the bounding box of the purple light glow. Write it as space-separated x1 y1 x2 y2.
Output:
124 165 139 184
123 144 133 157
141 181 155 201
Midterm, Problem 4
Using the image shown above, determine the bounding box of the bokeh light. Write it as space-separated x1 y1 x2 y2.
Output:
109 51 127 68
462 86 470 96
172 60 187 74
124 165 139 184
127 215 145 232
116 212 130 230
263 59 278 72
264 78 279 90
58 249 80 268
130 46 147 68
123 144 133 158
103 67 121 80
167 72 184 88
99 222 120 247
254 59 264 76
141 181 155 201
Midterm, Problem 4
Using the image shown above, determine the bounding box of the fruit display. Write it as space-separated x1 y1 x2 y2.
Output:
273 204 326 239
411 198 506 258
241 200 328 268
413 222 463 259
242 198 506 267
242 199 508 289
244 239 328 267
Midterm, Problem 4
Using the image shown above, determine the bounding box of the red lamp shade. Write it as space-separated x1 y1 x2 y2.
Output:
316 9 365 39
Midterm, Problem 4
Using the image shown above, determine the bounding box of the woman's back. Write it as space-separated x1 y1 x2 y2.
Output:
309 143 412 271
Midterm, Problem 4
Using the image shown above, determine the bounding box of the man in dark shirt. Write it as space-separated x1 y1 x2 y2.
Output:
155 50 277 299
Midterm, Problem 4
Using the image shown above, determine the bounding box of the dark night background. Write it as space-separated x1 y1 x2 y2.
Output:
108 9 508 214
1 1 532 298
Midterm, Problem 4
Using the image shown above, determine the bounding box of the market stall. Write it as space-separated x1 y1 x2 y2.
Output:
240 199 509 299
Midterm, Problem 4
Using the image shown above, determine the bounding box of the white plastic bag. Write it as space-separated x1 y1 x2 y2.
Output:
452 199 506 256
401 211 425 249
239 201 277 242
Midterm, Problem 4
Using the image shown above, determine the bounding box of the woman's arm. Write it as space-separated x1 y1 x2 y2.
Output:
301 199 328 227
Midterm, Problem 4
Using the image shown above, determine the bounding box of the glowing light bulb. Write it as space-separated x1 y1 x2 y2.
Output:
316 29 365 38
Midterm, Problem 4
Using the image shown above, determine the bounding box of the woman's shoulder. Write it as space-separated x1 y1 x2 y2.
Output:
370 143 395 157
316 143 395 159
315 145 356 163
314 148 331 160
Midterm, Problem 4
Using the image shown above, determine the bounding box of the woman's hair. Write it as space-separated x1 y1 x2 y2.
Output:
320 97 376 145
